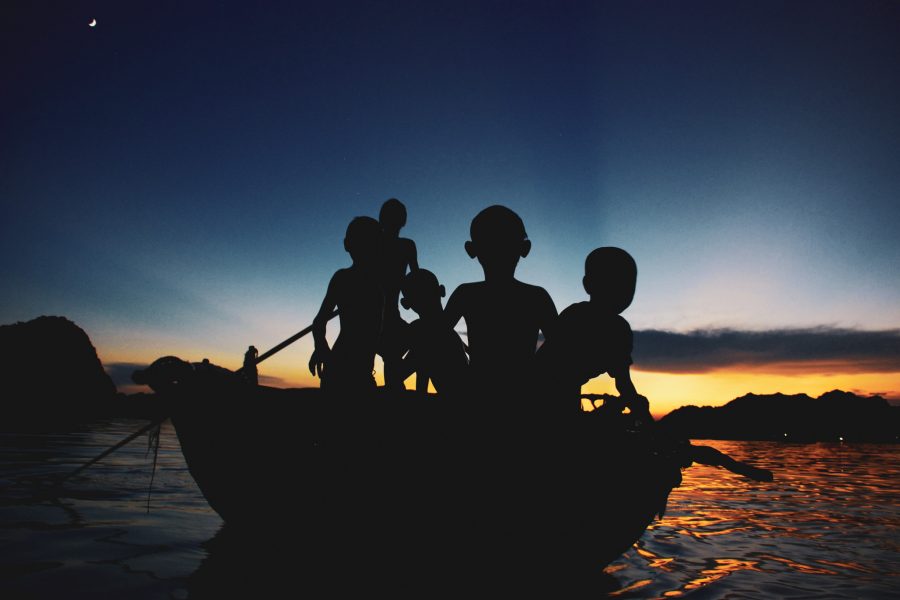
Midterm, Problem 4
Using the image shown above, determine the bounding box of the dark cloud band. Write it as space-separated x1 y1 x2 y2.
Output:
633 327 900 373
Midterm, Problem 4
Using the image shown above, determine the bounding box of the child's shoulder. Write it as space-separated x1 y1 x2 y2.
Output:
559 300 592 319
516 279 552 293
448 281 484 298
514 279 555 303
330 265 374 289
560 301 631 332
329 266 355 282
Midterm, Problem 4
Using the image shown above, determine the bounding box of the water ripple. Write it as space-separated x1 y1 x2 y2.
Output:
2 425 898 598
605 440 900 599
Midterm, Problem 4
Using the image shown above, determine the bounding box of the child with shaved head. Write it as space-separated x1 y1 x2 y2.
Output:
444 205 558 405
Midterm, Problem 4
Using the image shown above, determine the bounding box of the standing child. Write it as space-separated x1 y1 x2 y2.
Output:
444 205 557 405
397 268 468 397
308 216 385 396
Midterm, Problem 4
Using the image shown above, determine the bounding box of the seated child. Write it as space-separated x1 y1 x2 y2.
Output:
536 247 774 483
536 246 651 424
397 269 469 397
444 205 557 403
308 216 385 396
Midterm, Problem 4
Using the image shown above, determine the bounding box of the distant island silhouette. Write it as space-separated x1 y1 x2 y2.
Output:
2 315 897 441
659 390 899 443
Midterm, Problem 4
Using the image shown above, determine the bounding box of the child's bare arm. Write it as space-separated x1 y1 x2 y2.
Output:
610 364 652 422
394 351 417 386
407 239 419 272
537 288 558 342
611 364 637 397
443 286 465 331
415 367 430 394
393 323 417 386
308 274 340 376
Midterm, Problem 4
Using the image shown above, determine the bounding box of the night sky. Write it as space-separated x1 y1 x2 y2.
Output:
3 1 899 414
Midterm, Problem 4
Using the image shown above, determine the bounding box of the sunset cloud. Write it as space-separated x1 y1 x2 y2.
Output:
633 328 900 374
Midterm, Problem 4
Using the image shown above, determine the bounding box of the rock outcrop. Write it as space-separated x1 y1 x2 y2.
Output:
0 316 117 415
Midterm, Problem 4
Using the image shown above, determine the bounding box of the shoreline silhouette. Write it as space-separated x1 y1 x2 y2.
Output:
2 314 896 442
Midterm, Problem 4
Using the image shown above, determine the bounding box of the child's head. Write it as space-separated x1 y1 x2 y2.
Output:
583 247 637 314
464 205 531 272
400 269 445 316
379 198 407 235
344 216 381 264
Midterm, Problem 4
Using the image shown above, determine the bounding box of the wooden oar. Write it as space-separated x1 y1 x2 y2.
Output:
62 310 338 481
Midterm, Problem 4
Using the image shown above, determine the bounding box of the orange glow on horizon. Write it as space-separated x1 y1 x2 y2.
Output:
264 364 899 419
112 341 899 418
584 369 900 418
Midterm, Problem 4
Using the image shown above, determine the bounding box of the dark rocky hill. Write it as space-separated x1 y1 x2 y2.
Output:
659 390 899 442
1 316 117 416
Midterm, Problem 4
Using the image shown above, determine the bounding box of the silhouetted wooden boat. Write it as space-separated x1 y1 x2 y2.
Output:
132 356 693 589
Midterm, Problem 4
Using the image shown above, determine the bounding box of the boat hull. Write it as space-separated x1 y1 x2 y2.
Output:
137 358 681 585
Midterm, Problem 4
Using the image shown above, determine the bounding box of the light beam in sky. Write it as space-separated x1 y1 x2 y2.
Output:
3 2 899 413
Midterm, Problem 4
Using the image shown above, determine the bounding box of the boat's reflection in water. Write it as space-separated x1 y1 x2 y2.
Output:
187 522 490 597
187 518 625 598
187 523 357 598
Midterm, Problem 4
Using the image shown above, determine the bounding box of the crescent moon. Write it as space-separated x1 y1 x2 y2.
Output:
89 19 97 27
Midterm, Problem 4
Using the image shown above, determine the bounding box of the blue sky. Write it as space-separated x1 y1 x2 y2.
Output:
3 1 899 407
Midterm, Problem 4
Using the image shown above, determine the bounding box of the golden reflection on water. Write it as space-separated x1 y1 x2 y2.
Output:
815 558 876 574
658 559 763 597
754 553 837 575
634 546 675 569
611 577 655 595
607 439 900 598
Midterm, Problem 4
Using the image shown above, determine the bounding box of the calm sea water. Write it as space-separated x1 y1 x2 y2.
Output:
1 419 898 599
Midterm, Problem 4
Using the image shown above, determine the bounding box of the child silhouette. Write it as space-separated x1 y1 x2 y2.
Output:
309 216 385 395
445 205 557 401
536 246 650 422
377 198 419 390
397 268 468 396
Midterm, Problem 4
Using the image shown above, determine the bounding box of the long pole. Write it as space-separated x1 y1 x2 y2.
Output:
62 418 165 481
63 310 338 480
237 308 337 373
